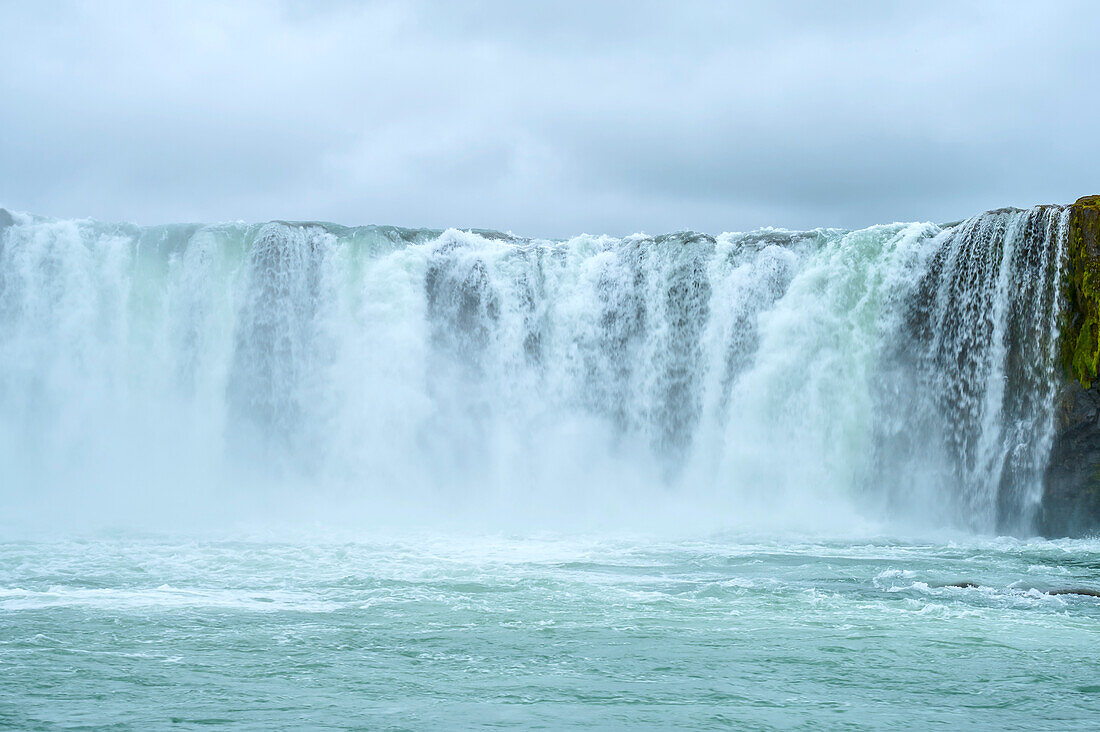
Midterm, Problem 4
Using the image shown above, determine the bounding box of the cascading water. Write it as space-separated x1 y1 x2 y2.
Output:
0 206 1071 533
873 207 1070 533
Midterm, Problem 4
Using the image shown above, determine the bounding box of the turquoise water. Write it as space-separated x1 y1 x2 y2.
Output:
3 533 1099 729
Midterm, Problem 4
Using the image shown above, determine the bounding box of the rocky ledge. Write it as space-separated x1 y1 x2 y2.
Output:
1041 196 1100 536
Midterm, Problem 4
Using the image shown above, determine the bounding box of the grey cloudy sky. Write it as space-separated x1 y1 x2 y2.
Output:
1 0 1097 237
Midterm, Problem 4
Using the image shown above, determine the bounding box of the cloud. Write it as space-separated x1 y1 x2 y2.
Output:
0 0 1097 237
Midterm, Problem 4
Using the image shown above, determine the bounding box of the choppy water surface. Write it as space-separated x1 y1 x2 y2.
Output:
2 533 1098 729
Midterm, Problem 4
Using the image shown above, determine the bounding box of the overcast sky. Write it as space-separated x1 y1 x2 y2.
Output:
1 1 1097 237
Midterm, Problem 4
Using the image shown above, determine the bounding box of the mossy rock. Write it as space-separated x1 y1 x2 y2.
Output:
1062 196 1100 387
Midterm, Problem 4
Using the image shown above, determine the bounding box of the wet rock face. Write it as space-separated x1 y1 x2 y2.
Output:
1041 381 1100 536
1062 196 1100 388
1043 197 1100 536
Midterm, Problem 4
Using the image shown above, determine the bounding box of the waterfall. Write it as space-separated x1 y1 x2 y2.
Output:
0 207 1071 532
873 207 1069 532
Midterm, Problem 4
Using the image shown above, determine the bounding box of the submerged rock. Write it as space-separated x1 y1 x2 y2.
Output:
1045 587 1100 597
933 581 1100 597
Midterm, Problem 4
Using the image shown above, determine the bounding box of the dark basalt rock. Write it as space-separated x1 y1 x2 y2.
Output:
1042 196 1100 536
1040 381 1100 536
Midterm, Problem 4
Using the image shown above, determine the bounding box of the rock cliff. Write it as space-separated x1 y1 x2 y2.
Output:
1042 196 1100 536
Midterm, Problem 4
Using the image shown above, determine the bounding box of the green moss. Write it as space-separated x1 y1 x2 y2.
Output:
1062 196 1100 387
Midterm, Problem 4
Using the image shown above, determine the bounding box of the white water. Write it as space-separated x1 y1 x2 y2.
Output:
0 207 1070 535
